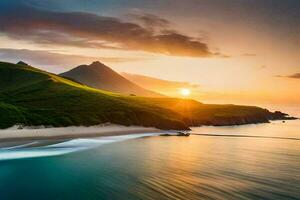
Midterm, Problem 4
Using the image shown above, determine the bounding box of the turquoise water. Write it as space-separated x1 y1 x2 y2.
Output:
0 121 299 200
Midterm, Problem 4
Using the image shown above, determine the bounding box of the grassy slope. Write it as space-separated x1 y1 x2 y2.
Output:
0 61 286 130
0 62 187 130
122 97 276 126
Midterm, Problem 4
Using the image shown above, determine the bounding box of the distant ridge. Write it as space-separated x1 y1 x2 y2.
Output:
60 61 164 97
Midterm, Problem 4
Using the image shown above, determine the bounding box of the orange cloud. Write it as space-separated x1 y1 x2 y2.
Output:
0 5 219 57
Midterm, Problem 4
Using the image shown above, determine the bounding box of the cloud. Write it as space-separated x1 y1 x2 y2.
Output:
288 73 300 78
276 73 300 79
127 12 170 30
0 48 141 69
0 4 217 57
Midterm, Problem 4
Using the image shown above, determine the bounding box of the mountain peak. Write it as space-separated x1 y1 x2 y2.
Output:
17 61 29 66
60 62 164 97
90 61 105 66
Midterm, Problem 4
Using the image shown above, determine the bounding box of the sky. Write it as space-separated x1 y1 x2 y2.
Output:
0 0 299 113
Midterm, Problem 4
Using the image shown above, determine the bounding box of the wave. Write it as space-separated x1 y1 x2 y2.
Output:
0 133 160 161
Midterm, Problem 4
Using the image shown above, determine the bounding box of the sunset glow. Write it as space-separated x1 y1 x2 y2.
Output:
0 0 299 116
180 88 191 97
0 1 299 199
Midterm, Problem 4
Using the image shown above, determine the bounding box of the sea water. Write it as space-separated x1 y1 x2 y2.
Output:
0 120 299 200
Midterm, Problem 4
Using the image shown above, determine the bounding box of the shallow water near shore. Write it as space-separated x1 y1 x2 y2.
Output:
0 120 299 200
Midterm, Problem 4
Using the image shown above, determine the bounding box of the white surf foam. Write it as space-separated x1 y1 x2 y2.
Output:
0 133 161 161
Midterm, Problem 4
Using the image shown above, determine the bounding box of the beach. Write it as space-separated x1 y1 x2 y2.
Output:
0 124 163 161
0 124 161 144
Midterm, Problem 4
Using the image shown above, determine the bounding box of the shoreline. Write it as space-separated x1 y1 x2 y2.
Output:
1 119 297 144
0 124 162 143
0 126 164 161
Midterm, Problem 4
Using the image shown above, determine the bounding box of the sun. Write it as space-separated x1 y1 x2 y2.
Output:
180 88 191 97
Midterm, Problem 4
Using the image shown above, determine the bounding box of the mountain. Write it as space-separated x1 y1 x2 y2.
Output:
0 61 293 130
60 61 163 97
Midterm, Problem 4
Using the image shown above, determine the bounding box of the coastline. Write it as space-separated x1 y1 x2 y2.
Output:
1 119 297 143
0 121 298 160
0 124 161 143
1 119 297 145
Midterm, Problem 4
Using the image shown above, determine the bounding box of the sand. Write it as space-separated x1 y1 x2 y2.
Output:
0 124 161 143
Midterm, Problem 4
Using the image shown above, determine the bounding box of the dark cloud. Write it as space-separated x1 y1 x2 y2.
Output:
0 4 217 57
127 12 170 30
276 73 300 79
288 73 300 79
0 48 141 69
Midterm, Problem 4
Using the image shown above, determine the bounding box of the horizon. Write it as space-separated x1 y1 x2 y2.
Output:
0 0 299 114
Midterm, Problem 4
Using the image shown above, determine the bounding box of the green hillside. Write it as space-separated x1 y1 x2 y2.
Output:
121 97 289 126
0 62 187 130
0 61 291 130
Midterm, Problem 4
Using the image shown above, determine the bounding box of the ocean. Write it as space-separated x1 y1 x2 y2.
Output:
0 120 299 200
